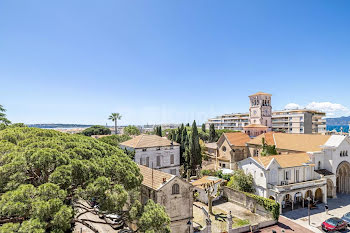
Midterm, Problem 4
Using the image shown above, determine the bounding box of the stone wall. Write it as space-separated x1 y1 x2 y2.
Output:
223 187 273 219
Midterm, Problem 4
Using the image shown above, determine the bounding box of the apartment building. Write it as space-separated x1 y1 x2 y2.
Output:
272 109 326 134
205 113 249 131
120 134 180 175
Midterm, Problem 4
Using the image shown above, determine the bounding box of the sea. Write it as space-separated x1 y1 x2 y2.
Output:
327 125 349 133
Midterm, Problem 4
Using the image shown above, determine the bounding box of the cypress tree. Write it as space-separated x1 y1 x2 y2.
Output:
191 120 202 169
209 123 216 142
202 123 206 132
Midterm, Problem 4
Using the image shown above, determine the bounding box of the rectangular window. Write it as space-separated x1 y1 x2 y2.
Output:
170 169 176 175
156 147 161 151
142 148 147 152
170 154 174 164
146 157 149 167
296 170 299 182
157 156 160 167
140 157 143 165
285 170 290 180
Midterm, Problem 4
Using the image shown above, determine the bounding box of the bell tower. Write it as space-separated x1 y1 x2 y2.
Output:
248 92 272 130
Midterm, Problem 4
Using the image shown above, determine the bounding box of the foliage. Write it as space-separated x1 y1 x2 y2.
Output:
137 200 171 233
261 138 278 156
0 104 11 126
0 127 168 232
81 125 111 136
232 219 250 228
154 126 162 137
227 169 255 193
201 123 206 132
244 192 280 220
123 125 141 136
209 124 216 143
108 113 122 134
186 121 202 175
200 169 232 181
97 134 132 147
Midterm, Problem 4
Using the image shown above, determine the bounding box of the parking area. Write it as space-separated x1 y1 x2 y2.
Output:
283 194 350 232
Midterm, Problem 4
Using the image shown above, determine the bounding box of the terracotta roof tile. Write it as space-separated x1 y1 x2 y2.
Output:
138 165 175 190
247 132 330 152
249 92 272 97
224 132 251 147
252 153 311 168
243 124 268 128
120 134 179 149
191 176 223 188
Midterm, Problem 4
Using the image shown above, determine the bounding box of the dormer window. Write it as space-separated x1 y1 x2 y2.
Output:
222 146 226 152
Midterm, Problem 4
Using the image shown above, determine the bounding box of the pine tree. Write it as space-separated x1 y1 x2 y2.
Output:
209 124 216 142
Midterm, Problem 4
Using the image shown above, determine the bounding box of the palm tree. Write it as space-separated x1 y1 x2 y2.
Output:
108 113 122 134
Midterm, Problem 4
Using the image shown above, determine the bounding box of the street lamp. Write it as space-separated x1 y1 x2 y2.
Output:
306 197 311 225
187 219 191 233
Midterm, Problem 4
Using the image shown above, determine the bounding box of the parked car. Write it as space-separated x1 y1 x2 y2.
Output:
322 217 347 232
341 212 350 226
104 214 123 229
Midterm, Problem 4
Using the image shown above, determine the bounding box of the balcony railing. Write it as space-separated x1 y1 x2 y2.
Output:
268 178 326 192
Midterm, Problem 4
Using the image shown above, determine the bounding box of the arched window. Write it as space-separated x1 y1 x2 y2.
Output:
222 146 226 152
172 184 180 195
318 161 321 170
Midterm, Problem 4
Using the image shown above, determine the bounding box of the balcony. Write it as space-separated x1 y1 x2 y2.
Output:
268 178 326 193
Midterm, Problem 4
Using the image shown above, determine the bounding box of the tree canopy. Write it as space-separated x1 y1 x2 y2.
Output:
0 127 169 232
0 104 11 126
81 125 111 136
123 126 141 136
97 134 132 147
227 169 255 193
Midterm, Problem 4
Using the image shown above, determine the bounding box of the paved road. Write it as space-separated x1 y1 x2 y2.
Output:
282 194 350 233
257 216 314 233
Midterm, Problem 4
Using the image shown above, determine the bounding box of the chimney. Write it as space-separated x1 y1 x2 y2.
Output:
162 178 167 183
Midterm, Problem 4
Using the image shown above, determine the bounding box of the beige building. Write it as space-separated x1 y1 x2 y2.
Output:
139 165 193 233
272 109 326 134
205 92 326 135
120 135 180 175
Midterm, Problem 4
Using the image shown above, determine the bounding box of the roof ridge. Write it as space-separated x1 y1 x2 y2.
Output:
135 134 145 148
272 133 277 147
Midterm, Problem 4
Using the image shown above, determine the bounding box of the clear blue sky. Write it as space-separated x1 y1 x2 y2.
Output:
1 1 350 125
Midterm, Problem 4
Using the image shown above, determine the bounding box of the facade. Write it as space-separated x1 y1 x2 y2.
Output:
272 109 326 134
138 165 193 233
241 133 350 213
205 92 326 135
214 132 251 170
238 153 329 214
120 135 180 175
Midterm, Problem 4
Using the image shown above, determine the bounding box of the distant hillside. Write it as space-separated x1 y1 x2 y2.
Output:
326 116 350 126
27 124 95 129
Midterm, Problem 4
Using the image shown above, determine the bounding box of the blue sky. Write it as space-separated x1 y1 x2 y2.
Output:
1 1 350 125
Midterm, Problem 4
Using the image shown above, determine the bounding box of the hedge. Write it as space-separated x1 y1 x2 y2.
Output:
244 192 280 220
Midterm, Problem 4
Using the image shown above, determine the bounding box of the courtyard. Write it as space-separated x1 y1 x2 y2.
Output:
283 194 350 232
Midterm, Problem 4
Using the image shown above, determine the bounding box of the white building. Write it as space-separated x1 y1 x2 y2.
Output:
120 135 180 175
240 134 350 213
239 153 329 214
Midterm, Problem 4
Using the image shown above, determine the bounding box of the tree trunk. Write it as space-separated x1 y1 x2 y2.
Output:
115 120 117 135
208 195 213 215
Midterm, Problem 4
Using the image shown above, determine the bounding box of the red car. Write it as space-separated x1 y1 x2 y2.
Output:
322 217 347 232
